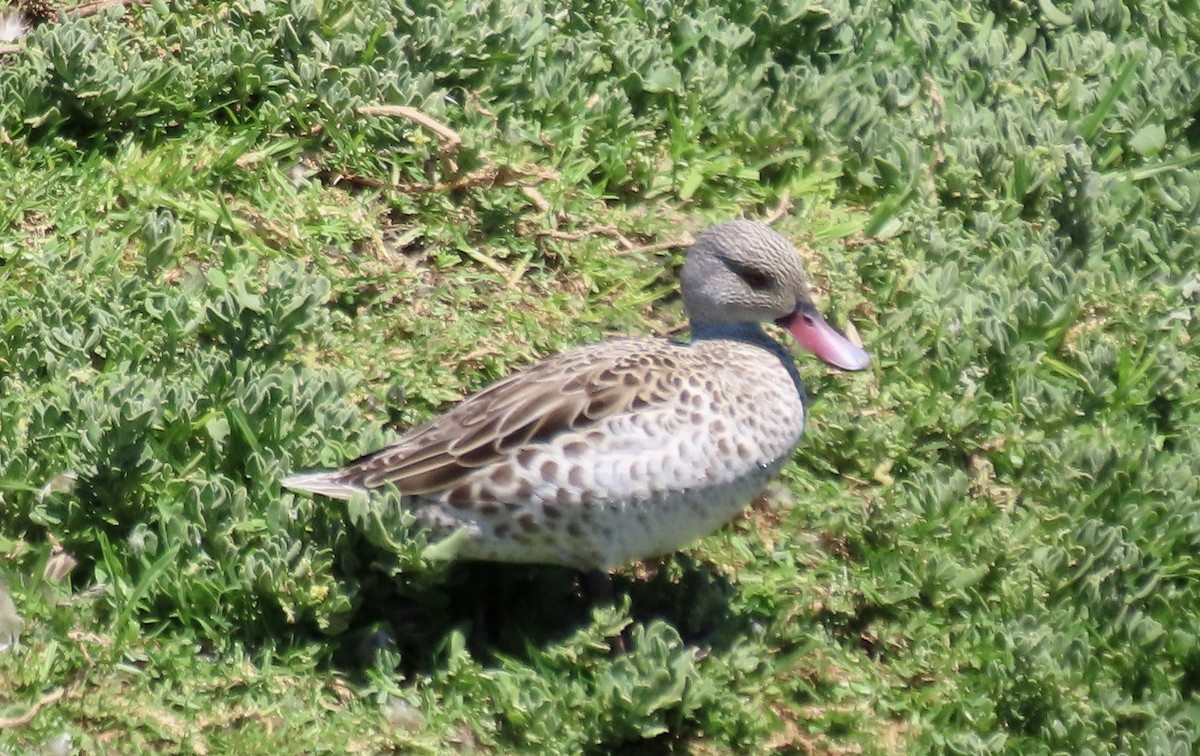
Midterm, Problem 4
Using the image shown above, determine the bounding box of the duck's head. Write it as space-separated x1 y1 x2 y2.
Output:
681 220 870 371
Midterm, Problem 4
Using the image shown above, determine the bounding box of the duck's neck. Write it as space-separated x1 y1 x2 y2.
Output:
689 321 807 402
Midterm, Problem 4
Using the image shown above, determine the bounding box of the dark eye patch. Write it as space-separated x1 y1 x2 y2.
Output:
741 269 772 290
722 256 774 291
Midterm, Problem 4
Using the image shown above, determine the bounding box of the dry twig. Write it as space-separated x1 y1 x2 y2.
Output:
356 104 463 153
762 189 793 225
521 186 551 212
394 165 558 194
843 235 889 249
534 225 634 250
0 687 66 729
72 0 149 17
622 235 693 256
319 172 390 190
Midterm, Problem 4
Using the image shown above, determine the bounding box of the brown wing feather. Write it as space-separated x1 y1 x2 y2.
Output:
334 340 686 495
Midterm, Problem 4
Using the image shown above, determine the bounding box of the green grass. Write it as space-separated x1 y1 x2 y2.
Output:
2 0 1199 752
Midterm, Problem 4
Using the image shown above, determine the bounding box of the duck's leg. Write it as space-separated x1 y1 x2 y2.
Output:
582 568 627 654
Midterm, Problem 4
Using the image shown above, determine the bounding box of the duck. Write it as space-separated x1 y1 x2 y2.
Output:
283 220 870 571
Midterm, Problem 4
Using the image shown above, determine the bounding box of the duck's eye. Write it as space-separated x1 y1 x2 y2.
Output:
740 269 772 291
721 255 775 291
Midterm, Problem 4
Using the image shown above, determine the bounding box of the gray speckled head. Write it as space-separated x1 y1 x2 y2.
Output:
680 221 812 326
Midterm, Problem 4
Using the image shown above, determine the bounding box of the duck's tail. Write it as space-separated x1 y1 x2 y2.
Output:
280 470 367 501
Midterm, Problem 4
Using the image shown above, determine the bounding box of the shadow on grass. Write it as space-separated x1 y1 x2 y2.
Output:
331 553 752 676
